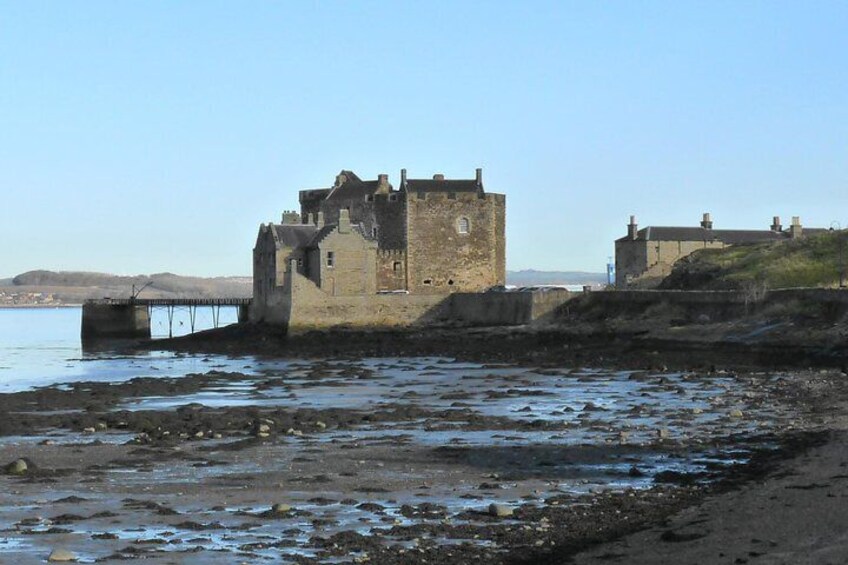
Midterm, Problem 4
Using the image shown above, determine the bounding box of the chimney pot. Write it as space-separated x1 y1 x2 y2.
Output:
433 173 445 181
700 212 713 230
771 216 782 232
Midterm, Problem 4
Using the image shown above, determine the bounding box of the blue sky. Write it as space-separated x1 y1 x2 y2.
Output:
1 1 846 277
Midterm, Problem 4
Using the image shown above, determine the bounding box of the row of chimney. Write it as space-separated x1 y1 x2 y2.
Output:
627 213 804 239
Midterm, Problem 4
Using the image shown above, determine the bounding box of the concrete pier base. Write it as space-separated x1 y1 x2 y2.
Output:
81 303 151 341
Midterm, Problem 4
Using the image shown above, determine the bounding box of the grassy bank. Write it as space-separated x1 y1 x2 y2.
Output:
661 230 848 290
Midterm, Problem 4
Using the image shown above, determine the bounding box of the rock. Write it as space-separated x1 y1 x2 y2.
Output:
194 431 204 439
628 466 645 477
488 503 513 518
656 428 671 440
271 503 292 514
696 314 711 324
48 548 77 562
95 422 107 431
730 409 744 418
5 459 28 475
315 421 327 430
692 407 703 415
82 427 96 434
617 431 630 444
255 424 271 437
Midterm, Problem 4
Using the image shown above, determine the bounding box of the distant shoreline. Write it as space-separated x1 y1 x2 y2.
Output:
0 304 81 309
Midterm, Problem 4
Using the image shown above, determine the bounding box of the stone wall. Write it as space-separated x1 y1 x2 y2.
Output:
309 225 377 296
405 192 506 294
376 249 407 292
81 303 151 340
449 289 572 326
616 239 726 288
568 288 848 322
287 269 448 334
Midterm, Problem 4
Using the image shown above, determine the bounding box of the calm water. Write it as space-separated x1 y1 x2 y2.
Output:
0 306 245 393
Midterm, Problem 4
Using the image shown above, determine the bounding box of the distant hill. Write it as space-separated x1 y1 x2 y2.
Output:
506 269 607 287
660 230 848 290
0 270 252 306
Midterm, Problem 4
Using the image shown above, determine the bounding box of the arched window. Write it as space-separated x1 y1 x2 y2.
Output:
458 217 470 234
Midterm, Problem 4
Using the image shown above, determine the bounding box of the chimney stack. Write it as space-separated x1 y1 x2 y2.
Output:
281 210 301 225
700 212 713 230
433 173 445 181
315 211 324 228
338 209 350 234
375 173 390 195
627 215 638 240
790 216 803 239
400 168 407 188
475 168 482 187
771 216 782 232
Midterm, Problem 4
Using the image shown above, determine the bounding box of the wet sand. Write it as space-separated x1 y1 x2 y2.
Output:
1 356 845 564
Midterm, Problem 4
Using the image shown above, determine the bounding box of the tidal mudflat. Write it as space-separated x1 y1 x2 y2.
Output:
0 356 837 564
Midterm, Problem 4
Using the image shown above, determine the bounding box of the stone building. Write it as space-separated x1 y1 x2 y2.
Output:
251 169 506 327
615 213 824 288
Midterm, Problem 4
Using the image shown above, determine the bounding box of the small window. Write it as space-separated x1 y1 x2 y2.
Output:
365 195 374 202
393 261 402 272
458 217 470 234
448 279 454 286
389 194 398 202
297 258 303 267
423 279 432 285
327 251 335 268
372 226 378 239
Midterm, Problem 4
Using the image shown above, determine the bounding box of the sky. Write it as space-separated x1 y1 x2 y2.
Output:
1 1 846 277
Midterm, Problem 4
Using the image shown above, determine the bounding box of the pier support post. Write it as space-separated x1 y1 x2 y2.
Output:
81 303 151 341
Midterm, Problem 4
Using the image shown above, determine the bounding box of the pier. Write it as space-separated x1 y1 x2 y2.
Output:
81 298 251 341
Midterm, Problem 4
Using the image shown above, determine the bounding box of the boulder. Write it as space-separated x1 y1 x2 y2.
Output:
5 459 28 475
488 503 513 518
48 548 77 562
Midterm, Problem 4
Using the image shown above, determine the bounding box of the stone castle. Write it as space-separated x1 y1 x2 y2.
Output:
615 213 826 288
251 169 506 329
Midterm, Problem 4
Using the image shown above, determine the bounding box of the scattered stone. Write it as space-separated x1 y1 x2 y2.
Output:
95 422 108 431
488 503 514 517
48 548 77 562
82 427 96 434
692 407 704 415
730 409 744 418
271 503 292 514
657 428 671 440
194 431 205 439
5 459 28 475
315 421 327 430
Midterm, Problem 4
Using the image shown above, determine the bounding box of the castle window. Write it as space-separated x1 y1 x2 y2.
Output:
389 194 398 202
448 279 454 286
423 279 432 285
326 251 335 268
372 226 378 239
393 261 402 272
458 217 470 234
365 195 374 202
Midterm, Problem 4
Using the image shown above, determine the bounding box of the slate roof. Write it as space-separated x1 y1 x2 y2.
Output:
405 179 481 193
271 224 317 248
617 226 829 244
